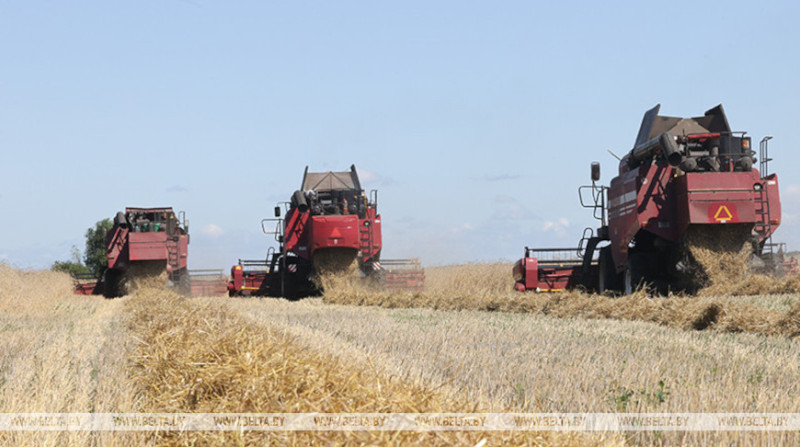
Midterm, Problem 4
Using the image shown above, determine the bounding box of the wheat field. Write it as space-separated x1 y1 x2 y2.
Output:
0 264 620 446
0 265 145 446
2 262 800 446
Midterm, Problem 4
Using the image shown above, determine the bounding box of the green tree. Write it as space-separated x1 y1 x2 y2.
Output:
51 218 113 277
84 218 113 277
51 246 91 276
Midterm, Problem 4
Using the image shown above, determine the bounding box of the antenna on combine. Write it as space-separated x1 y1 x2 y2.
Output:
607 149 621 161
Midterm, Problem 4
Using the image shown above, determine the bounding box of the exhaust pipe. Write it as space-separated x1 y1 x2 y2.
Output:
291 190 309 212
660 133 682 166
629 132 683 167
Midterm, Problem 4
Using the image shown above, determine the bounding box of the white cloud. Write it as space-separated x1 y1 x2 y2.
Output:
775 185 800 250
166 185 189 193
542 217 570 237
495 195 515 203
448 222 473 233
437 223 475 239
200 224 224 238
784 184 800 200
484 174 521 182
357 168 380 184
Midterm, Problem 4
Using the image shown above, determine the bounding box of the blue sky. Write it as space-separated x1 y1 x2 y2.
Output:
2 1 799 269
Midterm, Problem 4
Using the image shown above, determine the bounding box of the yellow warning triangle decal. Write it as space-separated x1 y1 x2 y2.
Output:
714 205 733 221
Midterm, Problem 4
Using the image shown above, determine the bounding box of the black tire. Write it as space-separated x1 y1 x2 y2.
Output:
103 269 125 298
623 263 634 296
623 253 646 295
598 247 620 294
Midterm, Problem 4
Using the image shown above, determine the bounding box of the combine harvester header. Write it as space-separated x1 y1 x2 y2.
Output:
514 104 784 294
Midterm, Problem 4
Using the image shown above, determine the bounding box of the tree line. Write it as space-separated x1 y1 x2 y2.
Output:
51 219 112 277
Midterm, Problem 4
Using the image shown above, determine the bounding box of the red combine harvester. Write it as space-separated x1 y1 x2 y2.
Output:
75 207 190 297
514 104 782 294
228 165 424 298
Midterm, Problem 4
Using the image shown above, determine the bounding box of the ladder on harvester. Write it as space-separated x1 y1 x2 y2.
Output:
359 224 373 261
755 136 774 255
167 240 180 277
359 190 378 262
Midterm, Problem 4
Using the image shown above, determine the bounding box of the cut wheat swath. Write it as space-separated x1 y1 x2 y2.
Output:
127 285 614 446
321 262 800 338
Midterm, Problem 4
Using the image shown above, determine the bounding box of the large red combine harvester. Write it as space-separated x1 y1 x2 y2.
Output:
514 104 782 294
75 207 190 297
228 165 423 298
228 165 423 297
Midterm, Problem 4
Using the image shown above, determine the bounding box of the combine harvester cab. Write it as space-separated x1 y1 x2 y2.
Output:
228 165 424 298
75 207 191 297
515 104 783 295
